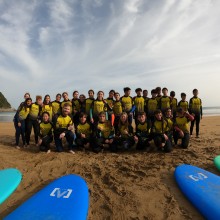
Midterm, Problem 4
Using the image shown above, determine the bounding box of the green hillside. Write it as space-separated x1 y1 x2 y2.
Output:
0 92 11 108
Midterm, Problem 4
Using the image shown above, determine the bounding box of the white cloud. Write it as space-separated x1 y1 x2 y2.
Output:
0 0 220 108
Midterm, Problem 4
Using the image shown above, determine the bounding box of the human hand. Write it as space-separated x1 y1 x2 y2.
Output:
59 132 65 139
81 133 86 138
179 130 184 138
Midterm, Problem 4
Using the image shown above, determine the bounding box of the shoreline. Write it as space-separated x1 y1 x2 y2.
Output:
0 108 16 112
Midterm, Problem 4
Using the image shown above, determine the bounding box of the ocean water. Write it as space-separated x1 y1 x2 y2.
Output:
0 111 16 122
0 107 220 122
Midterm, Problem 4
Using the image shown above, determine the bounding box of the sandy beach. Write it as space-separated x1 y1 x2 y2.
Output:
0 116 220 219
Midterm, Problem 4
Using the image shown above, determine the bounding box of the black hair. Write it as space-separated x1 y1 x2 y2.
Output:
124 87 131 92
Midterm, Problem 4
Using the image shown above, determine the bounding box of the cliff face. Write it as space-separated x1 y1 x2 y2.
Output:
0 92 12 108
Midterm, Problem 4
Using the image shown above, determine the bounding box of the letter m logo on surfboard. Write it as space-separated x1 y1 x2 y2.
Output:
50 188 73 199
188 172 208 182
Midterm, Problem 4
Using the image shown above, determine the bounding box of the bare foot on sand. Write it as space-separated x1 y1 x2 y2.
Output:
69 150 75 154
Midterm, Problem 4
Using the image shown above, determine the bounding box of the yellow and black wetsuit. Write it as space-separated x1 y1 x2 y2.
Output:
136 121 151 136
14 104 31 146
151 118 172 151
28 102 41 120
93 120 116 152
159 96 172 113
39 121 53 137
90 99 108 120
106 98 114 109
171 98 178 114
38 121 53 151
115 123 134 150
156 95 162 103
174 116 190 133
18 105 30 121
95 121 114 139
116 124 134 138
85 98 95 115
120 95 133 113
112 100 123 116
133 96 145 113
189 96 202 136
53 114 73 135
72 98 80 115
75 121 93 147
120 95 135 124
75 122 92 138
136 120 151 149
152 118 168 134
174 115 191 148
42 103 53 121
146 98 158 117
52 101 61 116
53 114 75 151
165 117 174 133
26 103 41 145
61 100 72 113
189 97 202 116
178 100 189 112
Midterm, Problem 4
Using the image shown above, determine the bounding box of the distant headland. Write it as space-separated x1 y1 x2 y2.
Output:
0 92 16 112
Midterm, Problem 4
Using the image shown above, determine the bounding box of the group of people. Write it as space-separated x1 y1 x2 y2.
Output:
13 87 202 154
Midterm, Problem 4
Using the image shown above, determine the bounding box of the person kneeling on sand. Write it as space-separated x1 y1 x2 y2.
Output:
173 107 194 148
151 109 172 153
53 103 76 154
37 112 53 154
92 111 116 153
114 112 136 151
75 112 93 151
134 112 151 151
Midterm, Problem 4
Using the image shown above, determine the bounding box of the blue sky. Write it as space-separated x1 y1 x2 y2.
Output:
0 0 219 108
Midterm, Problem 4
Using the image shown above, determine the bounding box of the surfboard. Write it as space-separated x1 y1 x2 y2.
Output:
214 155 220 171
0 168 22 204
174 164 220 220
4 174 89 220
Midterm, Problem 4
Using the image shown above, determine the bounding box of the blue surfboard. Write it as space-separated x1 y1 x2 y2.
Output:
0 168 22 204
4 174 89 220
175 164 220 220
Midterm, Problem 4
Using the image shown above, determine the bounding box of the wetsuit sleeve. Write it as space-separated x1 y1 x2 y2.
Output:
188 98 193 114
200 99 203 117
130 105 136 113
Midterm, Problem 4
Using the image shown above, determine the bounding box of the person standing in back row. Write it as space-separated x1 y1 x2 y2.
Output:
189 89 202 138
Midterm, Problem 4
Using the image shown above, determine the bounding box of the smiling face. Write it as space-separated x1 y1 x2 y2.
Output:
155 112 162 120
42 112 50 122
24 93 30 100
45 95 50 104
56 94 61 102
62 105 71 116
26 99 32 106
114 93 120 101
138 114 146 123
79 95 85 102
80 115 87 124
120 113 127 123
73 91 79 99
88 90 94 98
98 113 106 122
97 91 104 100
109 91 114 98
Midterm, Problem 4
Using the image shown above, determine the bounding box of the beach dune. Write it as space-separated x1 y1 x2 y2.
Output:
0 117 220 219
